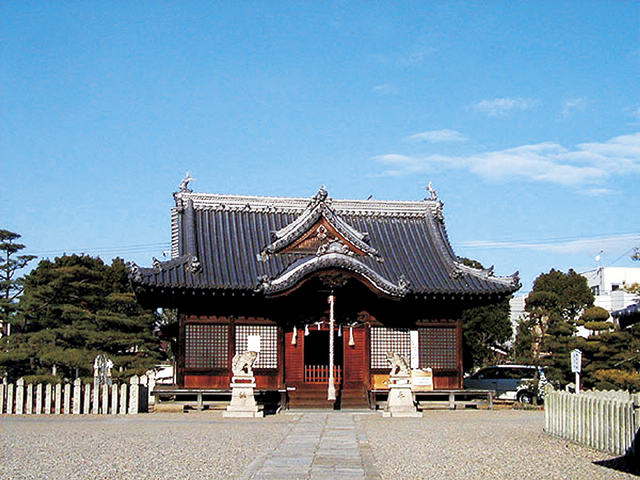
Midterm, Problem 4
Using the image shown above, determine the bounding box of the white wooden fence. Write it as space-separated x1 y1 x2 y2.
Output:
0 375 149 415
545 386 640 458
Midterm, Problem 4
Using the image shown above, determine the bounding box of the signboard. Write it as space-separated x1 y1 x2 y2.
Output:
411 368 433 391
410 330 419 368
247 335 261 353
571 349 582 373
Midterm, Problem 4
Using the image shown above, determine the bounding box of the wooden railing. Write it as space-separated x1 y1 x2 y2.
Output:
0 375 149 415
304 365 342 384
545 386 640 458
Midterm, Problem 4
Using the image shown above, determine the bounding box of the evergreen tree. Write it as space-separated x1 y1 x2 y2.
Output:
0 254 163 382
0 230 36 336
460 258 514 371
515 269 594 387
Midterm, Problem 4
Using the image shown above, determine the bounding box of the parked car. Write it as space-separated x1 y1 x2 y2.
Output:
463 365 546 403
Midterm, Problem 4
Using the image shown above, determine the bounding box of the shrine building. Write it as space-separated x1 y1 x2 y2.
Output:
130 183 520 409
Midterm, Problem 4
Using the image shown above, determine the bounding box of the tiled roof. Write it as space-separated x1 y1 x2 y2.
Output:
130 188 520 298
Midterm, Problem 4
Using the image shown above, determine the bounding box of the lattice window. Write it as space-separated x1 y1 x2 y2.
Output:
185 324 229 369
419 327 458 370
370 327 411 369
235 325 278 369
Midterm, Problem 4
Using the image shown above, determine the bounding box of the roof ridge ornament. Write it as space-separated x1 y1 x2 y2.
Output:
152 257 163 272
179 171 195 193
260 187 381 260
312 185 329 204
426 182 438 201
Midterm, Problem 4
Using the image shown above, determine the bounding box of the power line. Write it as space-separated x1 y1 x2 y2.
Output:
29 242 171 257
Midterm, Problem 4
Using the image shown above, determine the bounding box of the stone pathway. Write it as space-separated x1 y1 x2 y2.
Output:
242 412 381 479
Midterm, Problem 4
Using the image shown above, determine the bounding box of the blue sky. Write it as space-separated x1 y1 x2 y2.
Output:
2 1 639 293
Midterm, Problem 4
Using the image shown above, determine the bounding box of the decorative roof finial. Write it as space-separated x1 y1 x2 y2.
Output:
312 185 329 203
426 182 438 201
179 171 195 193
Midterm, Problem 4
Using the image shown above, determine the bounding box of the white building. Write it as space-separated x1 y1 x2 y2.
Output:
581 267 640 312
509 267 640 336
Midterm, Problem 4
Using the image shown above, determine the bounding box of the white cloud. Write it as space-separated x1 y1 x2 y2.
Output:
375 132 640 189
397 46 437 67
403 129 468 143
473 97 535 117
561 98 587 118
372 84 398 95
459 233 640 256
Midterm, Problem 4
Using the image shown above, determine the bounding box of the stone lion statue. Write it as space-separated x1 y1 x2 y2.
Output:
386 351 411 376
232 350 258 376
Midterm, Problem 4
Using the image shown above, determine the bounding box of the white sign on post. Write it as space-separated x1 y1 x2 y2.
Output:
571 349 582 373
571 349 582 394
410 331 419 369
247 335 261 353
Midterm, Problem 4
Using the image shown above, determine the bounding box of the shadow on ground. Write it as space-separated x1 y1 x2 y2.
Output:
593 457 639 476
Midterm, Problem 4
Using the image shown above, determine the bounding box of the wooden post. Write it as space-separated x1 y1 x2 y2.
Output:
54 383 62 414
101 384 109 414
0 383 4 414
7 383 14 414
15 379 25 415
64 383 71 414
111 384 118 415
83 383 91 414
92 382 100 414
26 382 33 414
119 383 128 414
35 384 43 414
128 375 139 414
73 379 82 415
44 384 52 414
139 375 148 413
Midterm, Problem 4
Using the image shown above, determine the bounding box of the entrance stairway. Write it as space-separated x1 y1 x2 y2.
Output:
287 383 370 409
339 384 369 409
288 384 339 409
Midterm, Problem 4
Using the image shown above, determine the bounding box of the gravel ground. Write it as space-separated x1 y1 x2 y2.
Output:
1 410 638 479
361 409 638 479
0 413 292 479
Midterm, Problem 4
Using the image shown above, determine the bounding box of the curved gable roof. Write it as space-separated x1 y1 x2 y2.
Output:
131 187 520 298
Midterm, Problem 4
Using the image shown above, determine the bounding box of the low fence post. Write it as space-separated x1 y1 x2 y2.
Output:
54 383 62 414
128 375 139 414
633 394 640 460
64 383 71 414
44 384 52 414
139 375 148 413
111 384 118 415
119 383 128 414
35 384 43 414
26 382 33 414
101 384 109 414
15 379 24 415
0 383 4 414
7 383 15 414
73 379 82 415
92 382 99 414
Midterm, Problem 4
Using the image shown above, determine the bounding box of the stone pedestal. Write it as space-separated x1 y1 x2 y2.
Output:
383 374 422 417
223 375 264 418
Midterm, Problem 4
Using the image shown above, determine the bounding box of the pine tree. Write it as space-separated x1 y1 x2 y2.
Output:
0 254 163 382
515 269 594 387
0 229 36 336
460 258 514 371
